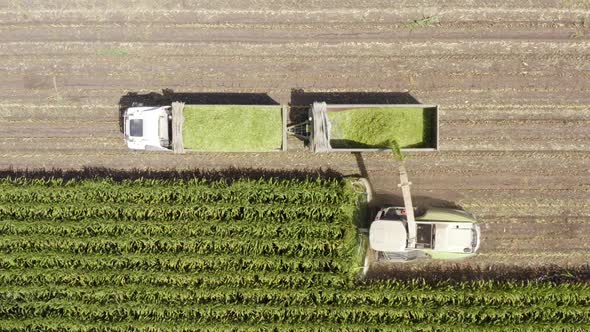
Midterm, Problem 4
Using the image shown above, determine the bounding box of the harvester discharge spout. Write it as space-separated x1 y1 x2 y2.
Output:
398 165 417 249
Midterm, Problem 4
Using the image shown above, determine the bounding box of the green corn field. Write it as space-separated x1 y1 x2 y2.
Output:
0 175 589 332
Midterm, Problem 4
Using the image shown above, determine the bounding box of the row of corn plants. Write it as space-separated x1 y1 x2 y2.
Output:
1 300 588 324
0 219 346 241
4 268 587 306
0 269 349 289
0 202 342 222
0 177 343 189
0 269 590 305
1 283 588 307
0 253 345 273
0 178 345 205
2 318 586 332
0 185 345 206
0 235 345 258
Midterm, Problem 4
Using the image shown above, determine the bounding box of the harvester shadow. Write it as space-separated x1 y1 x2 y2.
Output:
364 263 590 284
334 139 427 149
118 89 279 133
353 152 369 179
351 148 463 218
372 193 464 211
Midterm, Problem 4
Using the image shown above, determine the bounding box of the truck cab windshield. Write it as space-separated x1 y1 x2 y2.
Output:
129 119 143 137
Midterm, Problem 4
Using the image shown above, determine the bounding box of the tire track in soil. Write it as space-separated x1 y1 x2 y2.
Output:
3 40 590 57
439 119 590 151
0 122 120 138
1 6 588 24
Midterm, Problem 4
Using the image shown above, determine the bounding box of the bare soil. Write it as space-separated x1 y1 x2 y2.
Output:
1 1 589 270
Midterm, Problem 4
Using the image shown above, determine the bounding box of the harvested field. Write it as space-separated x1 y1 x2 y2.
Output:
0 0 590 301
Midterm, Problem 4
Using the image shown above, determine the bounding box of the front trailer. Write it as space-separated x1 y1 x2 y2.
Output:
172 103 288 153
125 102 288 153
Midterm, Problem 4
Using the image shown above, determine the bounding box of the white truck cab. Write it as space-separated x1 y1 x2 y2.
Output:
370 206 481 262
123 106 172 151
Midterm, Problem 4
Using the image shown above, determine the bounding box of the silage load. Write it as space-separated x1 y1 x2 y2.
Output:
327 107 436 149
182 105 283 152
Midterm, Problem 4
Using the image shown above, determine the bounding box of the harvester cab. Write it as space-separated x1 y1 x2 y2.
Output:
369 165 481 262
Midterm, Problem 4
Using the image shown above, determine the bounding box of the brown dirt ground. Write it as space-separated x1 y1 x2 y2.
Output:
0 1 589 271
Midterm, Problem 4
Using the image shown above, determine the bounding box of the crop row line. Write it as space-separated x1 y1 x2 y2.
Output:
0 253 345 274
0 185 345 205
1 285 588 307
0 235 346 258
2 300 588 324
0 177 343 190
4 267 589 292
0 219 346 240
1 318 585 332
0 203 344 222
0 269 349 289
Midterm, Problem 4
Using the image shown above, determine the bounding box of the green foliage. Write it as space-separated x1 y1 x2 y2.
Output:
0 219 346 241
96 48 129 56
404 15 441 28
389 139 406 161
327 106 436 149
0 202 341 222
0 175 587 330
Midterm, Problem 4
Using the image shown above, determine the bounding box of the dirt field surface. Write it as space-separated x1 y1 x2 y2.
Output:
1 1 590 271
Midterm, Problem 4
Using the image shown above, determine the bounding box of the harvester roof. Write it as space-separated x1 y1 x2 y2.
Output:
369 219 407 252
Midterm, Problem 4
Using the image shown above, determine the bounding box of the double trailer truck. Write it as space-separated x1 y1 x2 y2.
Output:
123 100 480 269
123 101 438 153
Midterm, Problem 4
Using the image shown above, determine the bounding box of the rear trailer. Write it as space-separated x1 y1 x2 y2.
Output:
171 102 288 153
308 102 439 152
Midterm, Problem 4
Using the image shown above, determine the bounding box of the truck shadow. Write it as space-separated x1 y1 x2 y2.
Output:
118 89 279 133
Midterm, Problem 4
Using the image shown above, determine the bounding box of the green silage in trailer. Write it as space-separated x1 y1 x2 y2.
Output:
327 106 437 149
182 105 283 152
0 175 588 331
